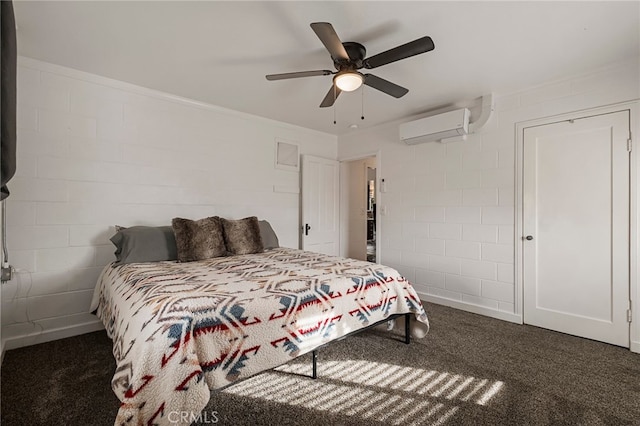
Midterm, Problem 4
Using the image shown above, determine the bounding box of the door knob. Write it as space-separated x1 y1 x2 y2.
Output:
525 235 533 241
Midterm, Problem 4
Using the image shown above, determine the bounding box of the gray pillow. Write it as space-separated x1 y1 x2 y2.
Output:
172 216 226 262
258 220 279 250
110 226 178 264
221 216 264 255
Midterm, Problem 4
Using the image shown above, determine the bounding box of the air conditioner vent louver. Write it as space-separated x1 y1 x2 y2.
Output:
400 108 470 145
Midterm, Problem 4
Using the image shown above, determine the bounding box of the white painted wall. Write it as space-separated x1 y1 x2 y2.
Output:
338 60 640 349
1 57 337 350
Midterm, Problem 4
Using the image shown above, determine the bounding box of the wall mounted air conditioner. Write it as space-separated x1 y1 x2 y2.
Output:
400 108 470 145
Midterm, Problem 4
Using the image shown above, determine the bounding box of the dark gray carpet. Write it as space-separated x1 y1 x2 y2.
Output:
2 303 639 425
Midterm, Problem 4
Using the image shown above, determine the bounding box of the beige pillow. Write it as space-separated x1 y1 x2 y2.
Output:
171 216 226 262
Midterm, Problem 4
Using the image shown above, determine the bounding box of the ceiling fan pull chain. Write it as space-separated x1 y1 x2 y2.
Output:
361 86 365 120
333 85 337 125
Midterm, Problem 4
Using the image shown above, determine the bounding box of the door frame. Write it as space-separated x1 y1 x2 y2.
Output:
515 100 639 353
338 151 382 262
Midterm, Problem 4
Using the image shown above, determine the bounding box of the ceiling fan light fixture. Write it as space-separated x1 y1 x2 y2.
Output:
334 71 363 92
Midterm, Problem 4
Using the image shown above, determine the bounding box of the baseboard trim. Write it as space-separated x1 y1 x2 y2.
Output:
420 293 523 324
2 319 105 352
631 340 640 354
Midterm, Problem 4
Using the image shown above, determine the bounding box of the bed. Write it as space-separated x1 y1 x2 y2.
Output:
90 220 429 426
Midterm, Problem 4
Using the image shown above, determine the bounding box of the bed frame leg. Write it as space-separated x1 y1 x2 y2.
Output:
312 350 318 379
404 313 411 345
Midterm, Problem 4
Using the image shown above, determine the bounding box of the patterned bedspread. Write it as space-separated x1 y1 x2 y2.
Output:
90 248 429 426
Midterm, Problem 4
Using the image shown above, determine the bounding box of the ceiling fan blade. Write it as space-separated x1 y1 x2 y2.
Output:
363 36 435 69
310 22 349 61
266 70 333 81
363 74 408 98
320 85 342 108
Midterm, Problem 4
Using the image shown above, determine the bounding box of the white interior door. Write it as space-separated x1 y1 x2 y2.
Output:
523 111 630 347
301 155 340 255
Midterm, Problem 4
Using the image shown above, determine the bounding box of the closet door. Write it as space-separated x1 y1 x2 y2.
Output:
522 111 630 347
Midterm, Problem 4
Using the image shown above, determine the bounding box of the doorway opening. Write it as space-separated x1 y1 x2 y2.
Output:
366 167 377 262
341 155 378 262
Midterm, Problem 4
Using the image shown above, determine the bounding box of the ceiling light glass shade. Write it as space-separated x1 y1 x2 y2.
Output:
334 72 363 92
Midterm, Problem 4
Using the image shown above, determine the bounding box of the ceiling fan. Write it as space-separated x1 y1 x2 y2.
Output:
266 22 435 108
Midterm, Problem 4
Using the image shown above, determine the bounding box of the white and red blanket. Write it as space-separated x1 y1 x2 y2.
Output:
90 248 429 425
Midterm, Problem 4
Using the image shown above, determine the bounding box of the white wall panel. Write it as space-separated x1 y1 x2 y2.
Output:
445 170 481 189
429 255 461 275
445 206 481 224
481 206 515 225
481 243 514 263
415 206 445 223
481 280 514 302
445 274 481 296
462 224 498 243
462 294 500 310
8 178 68 202
429 223 462 240
462 188 498 206
461 259 497 281
415 238 445 256
497 263 515 284
481 168 513 188
445 240 481 260
463 150 498 171
416 269 445 288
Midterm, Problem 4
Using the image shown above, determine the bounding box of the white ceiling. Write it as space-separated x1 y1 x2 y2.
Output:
13 1 640 135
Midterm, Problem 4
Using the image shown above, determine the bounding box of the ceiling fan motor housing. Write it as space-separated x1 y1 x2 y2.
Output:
334 42 366 70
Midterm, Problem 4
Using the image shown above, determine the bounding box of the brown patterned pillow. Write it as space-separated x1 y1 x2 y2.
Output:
221 216 264 255
171 216 226 262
